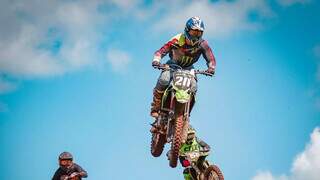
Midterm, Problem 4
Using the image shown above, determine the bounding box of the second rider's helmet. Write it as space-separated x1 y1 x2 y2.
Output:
186 126 196 144
59 152 73 161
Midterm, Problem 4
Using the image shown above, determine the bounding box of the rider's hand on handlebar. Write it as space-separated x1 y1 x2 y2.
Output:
162 64 170 70
200 146 210 152
205 67 215 75
152 60 160 68
69 172 79 178
152 61 170 70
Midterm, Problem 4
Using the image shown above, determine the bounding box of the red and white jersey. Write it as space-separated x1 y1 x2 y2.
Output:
154 33 216 69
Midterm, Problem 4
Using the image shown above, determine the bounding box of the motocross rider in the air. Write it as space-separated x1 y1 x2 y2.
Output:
150 16 216 118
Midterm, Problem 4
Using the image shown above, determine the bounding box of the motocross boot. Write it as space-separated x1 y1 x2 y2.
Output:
150 88 164 118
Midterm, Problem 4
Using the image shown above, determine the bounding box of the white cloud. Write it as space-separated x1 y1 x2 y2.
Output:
0 0 106 78
0 0 144 95
277 0 311 6
152 0 274 38
106 49 131 72
252 127 320 180
0 0 149 80
291 127 320 179
0 24 64 77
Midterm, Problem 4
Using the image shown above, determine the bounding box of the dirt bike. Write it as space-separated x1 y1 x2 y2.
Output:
150 64 213 168
180 151 224 180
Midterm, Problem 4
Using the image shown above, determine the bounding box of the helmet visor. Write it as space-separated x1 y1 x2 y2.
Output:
59 159 72 167
189 29 203 38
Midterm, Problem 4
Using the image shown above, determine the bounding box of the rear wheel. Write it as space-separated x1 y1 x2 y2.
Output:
204 165 224 180
169 111 184 168
151 131 166 157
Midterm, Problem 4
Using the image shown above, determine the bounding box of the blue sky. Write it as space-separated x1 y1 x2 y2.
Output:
0 0 320 180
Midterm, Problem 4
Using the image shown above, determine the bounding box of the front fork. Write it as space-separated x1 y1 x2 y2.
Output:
191 162 202 178
166 91 192 143
166 91 176 142
189 161 209 180
186 164 202 180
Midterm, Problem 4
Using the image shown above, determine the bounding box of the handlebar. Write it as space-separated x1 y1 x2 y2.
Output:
194 70 213 77
153 64 213 77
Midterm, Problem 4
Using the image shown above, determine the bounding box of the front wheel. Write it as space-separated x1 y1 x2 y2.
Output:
204 165 224 180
